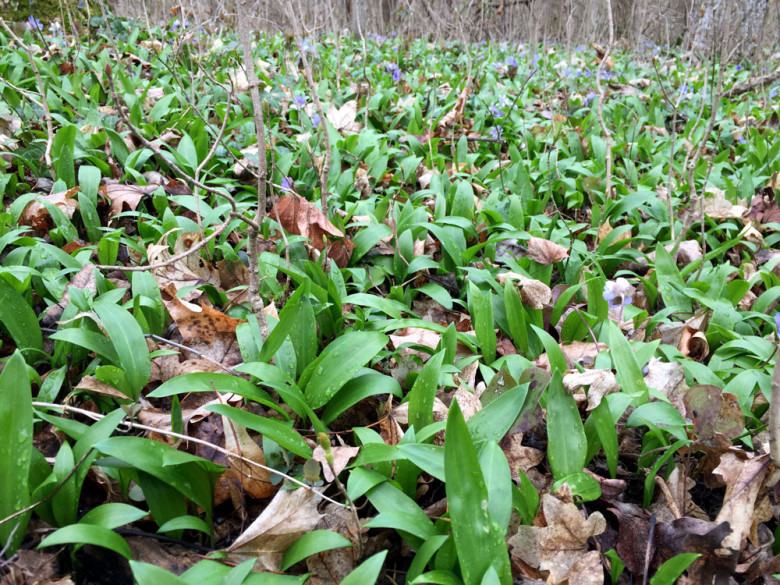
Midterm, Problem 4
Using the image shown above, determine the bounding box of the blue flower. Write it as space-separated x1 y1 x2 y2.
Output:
737 135 747 144
312 113 321 128
736 64 742 71
386 63 402 82
281 177 294 192
292 95 306 109
489 104 504 119
490 126 503 140
506 56 518 68
602 278 634 308
775 312 780 333
27 16 43 31
769 87 778 99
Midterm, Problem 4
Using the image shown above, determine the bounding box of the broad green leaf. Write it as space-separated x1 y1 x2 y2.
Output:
478 441 512 532
591 400 618 478
0 351 32 555
407 351 444 431
551 471 602 501
302 331 388 408
130 561 189 585
649 553 701 584
39 524 132 559
445 400 512 585
407 535 450 582
158 515 212 535
654 245 692 313
149 373 274 405
281 530 353 571
467 383 528 445
79 503 148 528
94 300 151 400
95 436 223 524
0 277 42 359
468 282 496 364
340 550 388 585
546 371 587 479
322 371 402 424
205 404 312 458
608 321 649 401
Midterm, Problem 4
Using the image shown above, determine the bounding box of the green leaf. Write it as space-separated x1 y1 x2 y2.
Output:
205 404 312 458
302 331 388 408
39 524 132 559
478 441 512 532
649 553 701 584
468 282 496 364
130 561 189 585
407 535 450 582
626 402 688 431
157 515 212 535
0 277 42 359
590 400 618 478
281 530 353 571
546 371 587 479
0 351 32 555
467 383 528 445
608 321 649 401
445 400 512 585
95 436 223 525
654 245 692 313
94 300 151 400
79 503 148 528
551 471 602 501
323 371 402 424
340 550 388 585
407 351 444 431
149 372 274 405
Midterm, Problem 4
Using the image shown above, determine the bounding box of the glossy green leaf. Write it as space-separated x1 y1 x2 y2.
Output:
407 350 444 431
302 331 388 408
94 300 151 400
205 404 312 458
130 561 189 585
323 371 402 425
649 553 701 584
445 399 512 585
478 441 512 532
468 282 496 364
0 351 32 555
0 277 42 359
79 503 148 528
546 371 587 479
340 550 388 585
157 515 212 535
608 321 649 402
281 530 353 571
39 524 132 559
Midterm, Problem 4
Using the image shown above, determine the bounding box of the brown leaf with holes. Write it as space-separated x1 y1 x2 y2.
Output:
148 232 221 300
312 444 360 482
563 368 619 410
273 193 355 267
161 284 244 366
525 237 569 264
326 100 362 134
508 493 606 584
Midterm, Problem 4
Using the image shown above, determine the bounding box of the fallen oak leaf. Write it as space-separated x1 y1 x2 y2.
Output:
525 236 569 264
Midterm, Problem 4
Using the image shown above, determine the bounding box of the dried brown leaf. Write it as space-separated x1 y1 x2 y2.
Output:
525 237 569 264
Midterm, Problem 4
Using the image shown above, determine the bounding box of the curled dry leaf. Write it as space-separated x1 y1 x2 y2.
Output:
222 415 275 500
496 271 552 309
273 193 355 268
20 187 80 235
713 452 769 551
436 84 471 130
563 368 619 410
227 487 323 570
388 327 441 363
148 232 221 300
101 183 162 217
525 237 569 264
508 493 606 585
312 444 360 482
326 100 362 134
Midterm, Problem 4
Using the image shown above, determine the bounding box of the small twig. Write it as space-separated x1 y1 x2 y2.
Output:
642 513 656 585
594 0 615 207
145 334 241 376
31 402 349 509
653 475 682 519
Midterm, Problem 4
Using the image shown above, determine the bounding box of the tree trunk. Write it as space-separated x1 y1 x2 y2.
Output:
686 0 769 60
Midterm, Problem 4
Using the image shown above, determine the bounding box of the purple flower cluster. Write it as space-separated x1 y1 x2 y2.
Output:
27 16 43 31
386 63 402 82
